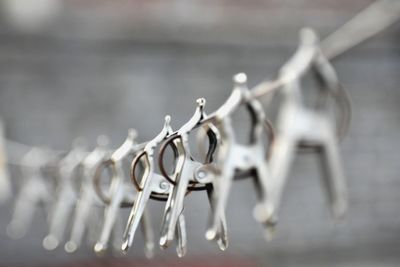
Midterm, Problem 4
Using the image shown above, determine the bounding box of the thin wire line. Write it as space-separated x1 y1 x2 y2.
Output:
321 0 400 60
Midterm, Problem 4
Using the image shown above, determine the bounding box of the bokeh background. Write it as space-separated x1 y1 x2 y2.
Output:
0 0 399 266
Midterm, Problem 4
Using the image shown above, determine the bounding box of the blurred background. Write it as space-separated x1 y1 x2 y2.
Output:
0 0 399 266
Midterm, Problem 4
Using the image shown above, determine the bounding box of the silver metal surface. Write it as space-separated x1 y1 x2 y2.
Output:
254 29 348 229
92 129 154 257
157 99 228 255
122 116 175 254
63 137 110 253
6 148 57 240
196 74 275 241
43 141 88 250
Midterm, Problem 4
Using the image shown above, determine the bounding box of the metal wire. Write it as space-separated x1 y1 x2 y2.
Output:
321 0 400 60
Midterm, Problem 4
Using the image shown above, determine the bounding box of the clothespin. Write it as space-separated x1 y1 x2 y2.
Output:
43 138 88 250
92 129 154 257
157 99 228 255
194 74 275 240
254 28 350 229
122 117 176 256
7 147 57 239
64 136 110 253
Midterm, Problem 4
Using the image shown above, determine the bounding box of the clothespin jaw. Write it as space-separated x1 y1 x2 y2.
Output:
129 116 173 199
144 115 173 158
175 98 207 136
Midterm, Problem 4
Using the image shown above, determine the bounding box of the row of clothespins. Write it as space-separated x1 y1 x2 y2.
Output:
0 29 351 258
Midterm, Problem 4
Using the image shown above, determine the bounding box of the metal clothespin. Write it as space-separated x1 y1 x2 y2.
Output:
43 138 88 250
0 120 12 202
193 74 275 241
7 147 57 239
122 116 181 256
64 136 110 253
92 129 154 257
254 28 350 228
157 99 228 255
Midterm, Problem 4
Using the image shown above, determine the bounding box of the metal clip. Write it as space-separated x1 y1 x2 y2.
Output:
254 28 349 228
43 139 87 250
64 136 110 253
158 99 228 254
122 116 183 256
7 148 56 239
92 129 154 257
195 73 275 240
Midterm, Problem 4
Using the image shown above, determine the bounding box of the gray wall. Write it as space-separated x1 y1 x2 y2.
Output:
0 1 399 266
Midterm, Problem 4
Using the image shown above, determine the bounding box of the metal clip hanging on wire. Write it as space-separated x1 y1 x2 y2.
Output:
43 139 88 251
7 148 57 239
92 129 154 257
157 102 202 257
193 74 275 241
64 136 110 253
122 116 178 255
157 99 228 255
254 28 350 229
0 120 12 203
